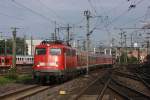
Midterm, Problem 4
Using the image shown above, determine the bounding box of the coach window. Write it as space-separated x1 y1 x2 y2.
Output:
5 59 9 63
36 48 46 55
50 48 61 55
67 49 69 56
71 50 73 56
66 49 72 56
72 50 76 56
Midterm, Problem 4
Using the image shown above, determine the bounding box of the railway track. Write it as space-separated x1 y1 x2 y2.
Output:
0 67 149 100
135 73 150 89
115 71 150 97
113 70 150 87
0 85 52 100
73 73 111 100
108 78 150 100
0 65 32 76
135 68 150 88
113 71 140 81
73 70 150 100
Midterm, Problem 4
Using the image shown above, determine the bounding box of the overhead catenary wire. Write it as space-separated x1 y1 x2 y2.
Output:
87 0 125 44
11 0 54 23
93 0 107 15
86 0 116 39
36 0 67 25
111 0 148 32
87 0 104 35
87 0 98 15
122 15 146 27
106 0 146 28
86 0 145 46
128 0 144 11
112 1 149 32
94 0 126 17
85 0 103 35
74 17 85 27
0 12 24 20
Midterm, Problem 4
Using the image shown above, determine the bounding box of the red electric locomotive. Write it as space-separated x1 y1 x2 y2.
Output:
32 40 113 83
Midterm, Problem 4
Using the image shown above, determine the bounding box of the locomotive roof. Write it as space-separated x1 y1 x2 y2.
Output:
36 42 76 50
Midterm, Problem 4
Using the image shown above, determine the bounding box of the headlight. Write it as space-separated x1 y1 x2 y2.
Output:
39 62 46 66
47 62 58 67
37 62 58 67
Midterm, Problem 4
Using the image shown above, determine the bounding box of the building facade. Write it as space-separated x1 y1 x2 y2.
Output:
26 40 42 55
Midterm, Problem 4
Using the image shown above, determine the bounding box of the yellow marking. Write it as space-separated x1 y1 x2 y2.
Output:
59 90 66 95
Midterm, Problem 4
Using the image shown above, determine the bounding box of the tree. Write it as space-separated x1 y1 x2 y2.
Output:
128 56 138 64
0 37 27 55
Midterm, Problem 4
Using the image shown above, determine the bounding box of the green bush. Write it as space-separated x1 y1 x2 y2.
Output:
128 56 138 64
6 68 18 80
116 53 139 64
0 76 15 85
16 75 32 83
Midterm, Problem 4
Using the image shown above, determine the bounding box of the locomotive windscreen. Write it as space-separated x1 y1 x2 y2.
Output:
35 48 46 55
50 48 61 55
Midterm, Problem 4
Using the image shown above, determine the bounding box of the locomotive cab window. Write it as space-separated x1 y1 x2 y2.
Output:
50 48 61 55
35 48 46 55
1 59 4 63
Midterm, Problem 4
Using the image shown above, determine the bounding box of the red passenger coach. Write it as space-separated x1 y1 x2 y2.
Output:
32 40 113 83
0 55 12 67
0 55 33 68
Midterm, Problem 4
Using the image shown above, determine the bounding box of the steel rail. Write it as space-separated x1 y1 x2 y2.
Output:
0 85 39 98
113 71 140 81
110 78 150 99
96 77 111 100
0 85 51 100
135 73 150 89
100 76 132 100
73 72 109 100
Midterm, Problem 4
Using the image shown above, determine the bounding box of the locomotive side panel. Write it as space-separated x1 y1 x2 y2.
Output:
64 48 77 69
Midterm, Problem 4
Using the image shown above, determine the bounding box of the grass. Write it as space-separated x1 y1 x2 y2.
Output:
0 76 15 85
16 75 33 84
0 74 32 85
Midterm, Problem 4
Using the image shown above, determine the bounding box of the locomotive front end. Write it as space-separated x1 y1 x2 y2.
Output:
32 44 65 82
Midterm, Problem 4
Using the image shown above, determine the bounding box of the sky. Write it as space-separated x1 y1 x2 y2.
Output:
0 0 150 46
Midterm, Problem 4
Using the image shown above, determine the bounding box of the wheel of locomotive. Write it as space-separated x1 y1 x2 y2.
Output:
48 76 56 84
33 76 40 84
39 76 47 85
55 76 61 84
32 72 41 84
